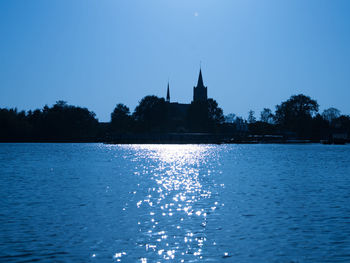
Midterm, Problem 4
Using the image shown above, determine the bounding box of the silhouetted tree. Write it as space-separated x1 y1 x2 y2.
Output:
249 109 276 134
0 108 30 140
248 110 256 124
224 113 236 124
249 121 277 135
275 94 319 137
111 104 131 132
311 113 330 140
322 107 340 124
260 108 274 123
40 101 99 140
207 98 224 128
234 117 248 132
133 96 167 132
333 115 350 132
0 101 99 141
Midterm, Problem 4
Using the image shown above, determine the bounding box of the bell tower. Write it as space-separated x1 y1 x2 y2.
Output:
193 68 208 102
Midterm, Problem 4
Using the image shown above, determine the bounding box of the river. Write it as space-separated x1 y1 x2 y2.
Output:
0 143 349 262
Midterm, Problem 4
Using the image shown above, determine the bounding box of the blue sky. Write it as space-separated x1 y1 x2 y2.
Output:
1 0 349 121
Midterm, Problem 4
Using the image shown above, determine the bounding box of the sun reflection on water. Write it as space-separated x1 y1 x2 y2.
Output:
117 144 223 262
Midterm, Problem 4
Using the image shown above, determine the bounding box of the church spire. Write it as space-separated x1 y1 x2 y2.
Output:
166 82 170 102
197 68 204 88
193 67 208 102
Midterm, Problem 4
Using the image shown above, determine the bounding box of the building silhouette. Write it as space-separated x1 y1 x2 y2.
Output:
165 68 209 130
193 68 208 102
166 68 208 104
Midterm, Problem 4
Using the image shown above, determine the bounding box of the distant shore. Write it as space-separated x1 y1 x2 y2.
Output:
2 133 347 145
1 95 349 145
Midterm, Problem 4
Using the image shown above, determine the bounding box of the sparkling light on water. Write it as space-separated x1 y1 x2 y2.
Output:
2 144 350 262
125 144 222 262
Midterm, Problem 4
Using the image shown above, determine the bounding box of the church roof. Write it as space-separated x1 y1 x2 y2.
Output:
197 68 205 88
166 82 170 102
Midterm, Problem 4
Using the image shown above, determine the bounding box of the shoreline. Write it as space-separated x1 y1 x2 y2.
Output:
0 132 348 145
0 140 347 145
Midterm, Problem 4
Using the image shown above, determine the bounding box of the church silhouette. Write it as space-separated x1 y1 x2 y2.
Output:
165 68 209 128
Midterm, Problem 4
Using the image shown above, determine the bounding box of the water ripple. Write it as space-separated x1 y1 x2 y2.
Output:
0 143 350 262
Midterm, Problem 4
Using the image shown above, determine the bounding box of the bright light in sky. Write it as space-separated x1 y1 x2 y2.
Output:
0 0 350 121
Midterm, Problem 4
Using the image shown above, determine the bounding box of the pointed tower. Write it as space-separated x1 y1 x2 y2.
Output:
193 68 208 102
166 82 170 102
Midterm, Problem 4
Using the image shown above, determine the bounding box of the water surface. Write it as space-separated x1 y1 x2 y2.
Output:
0 143 350 262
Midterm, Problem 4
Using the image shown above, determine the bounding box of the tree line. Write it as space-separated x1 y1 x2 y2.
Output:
0 101 99 141
0 94 349 142
111 96 224 133
244 94 350 141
